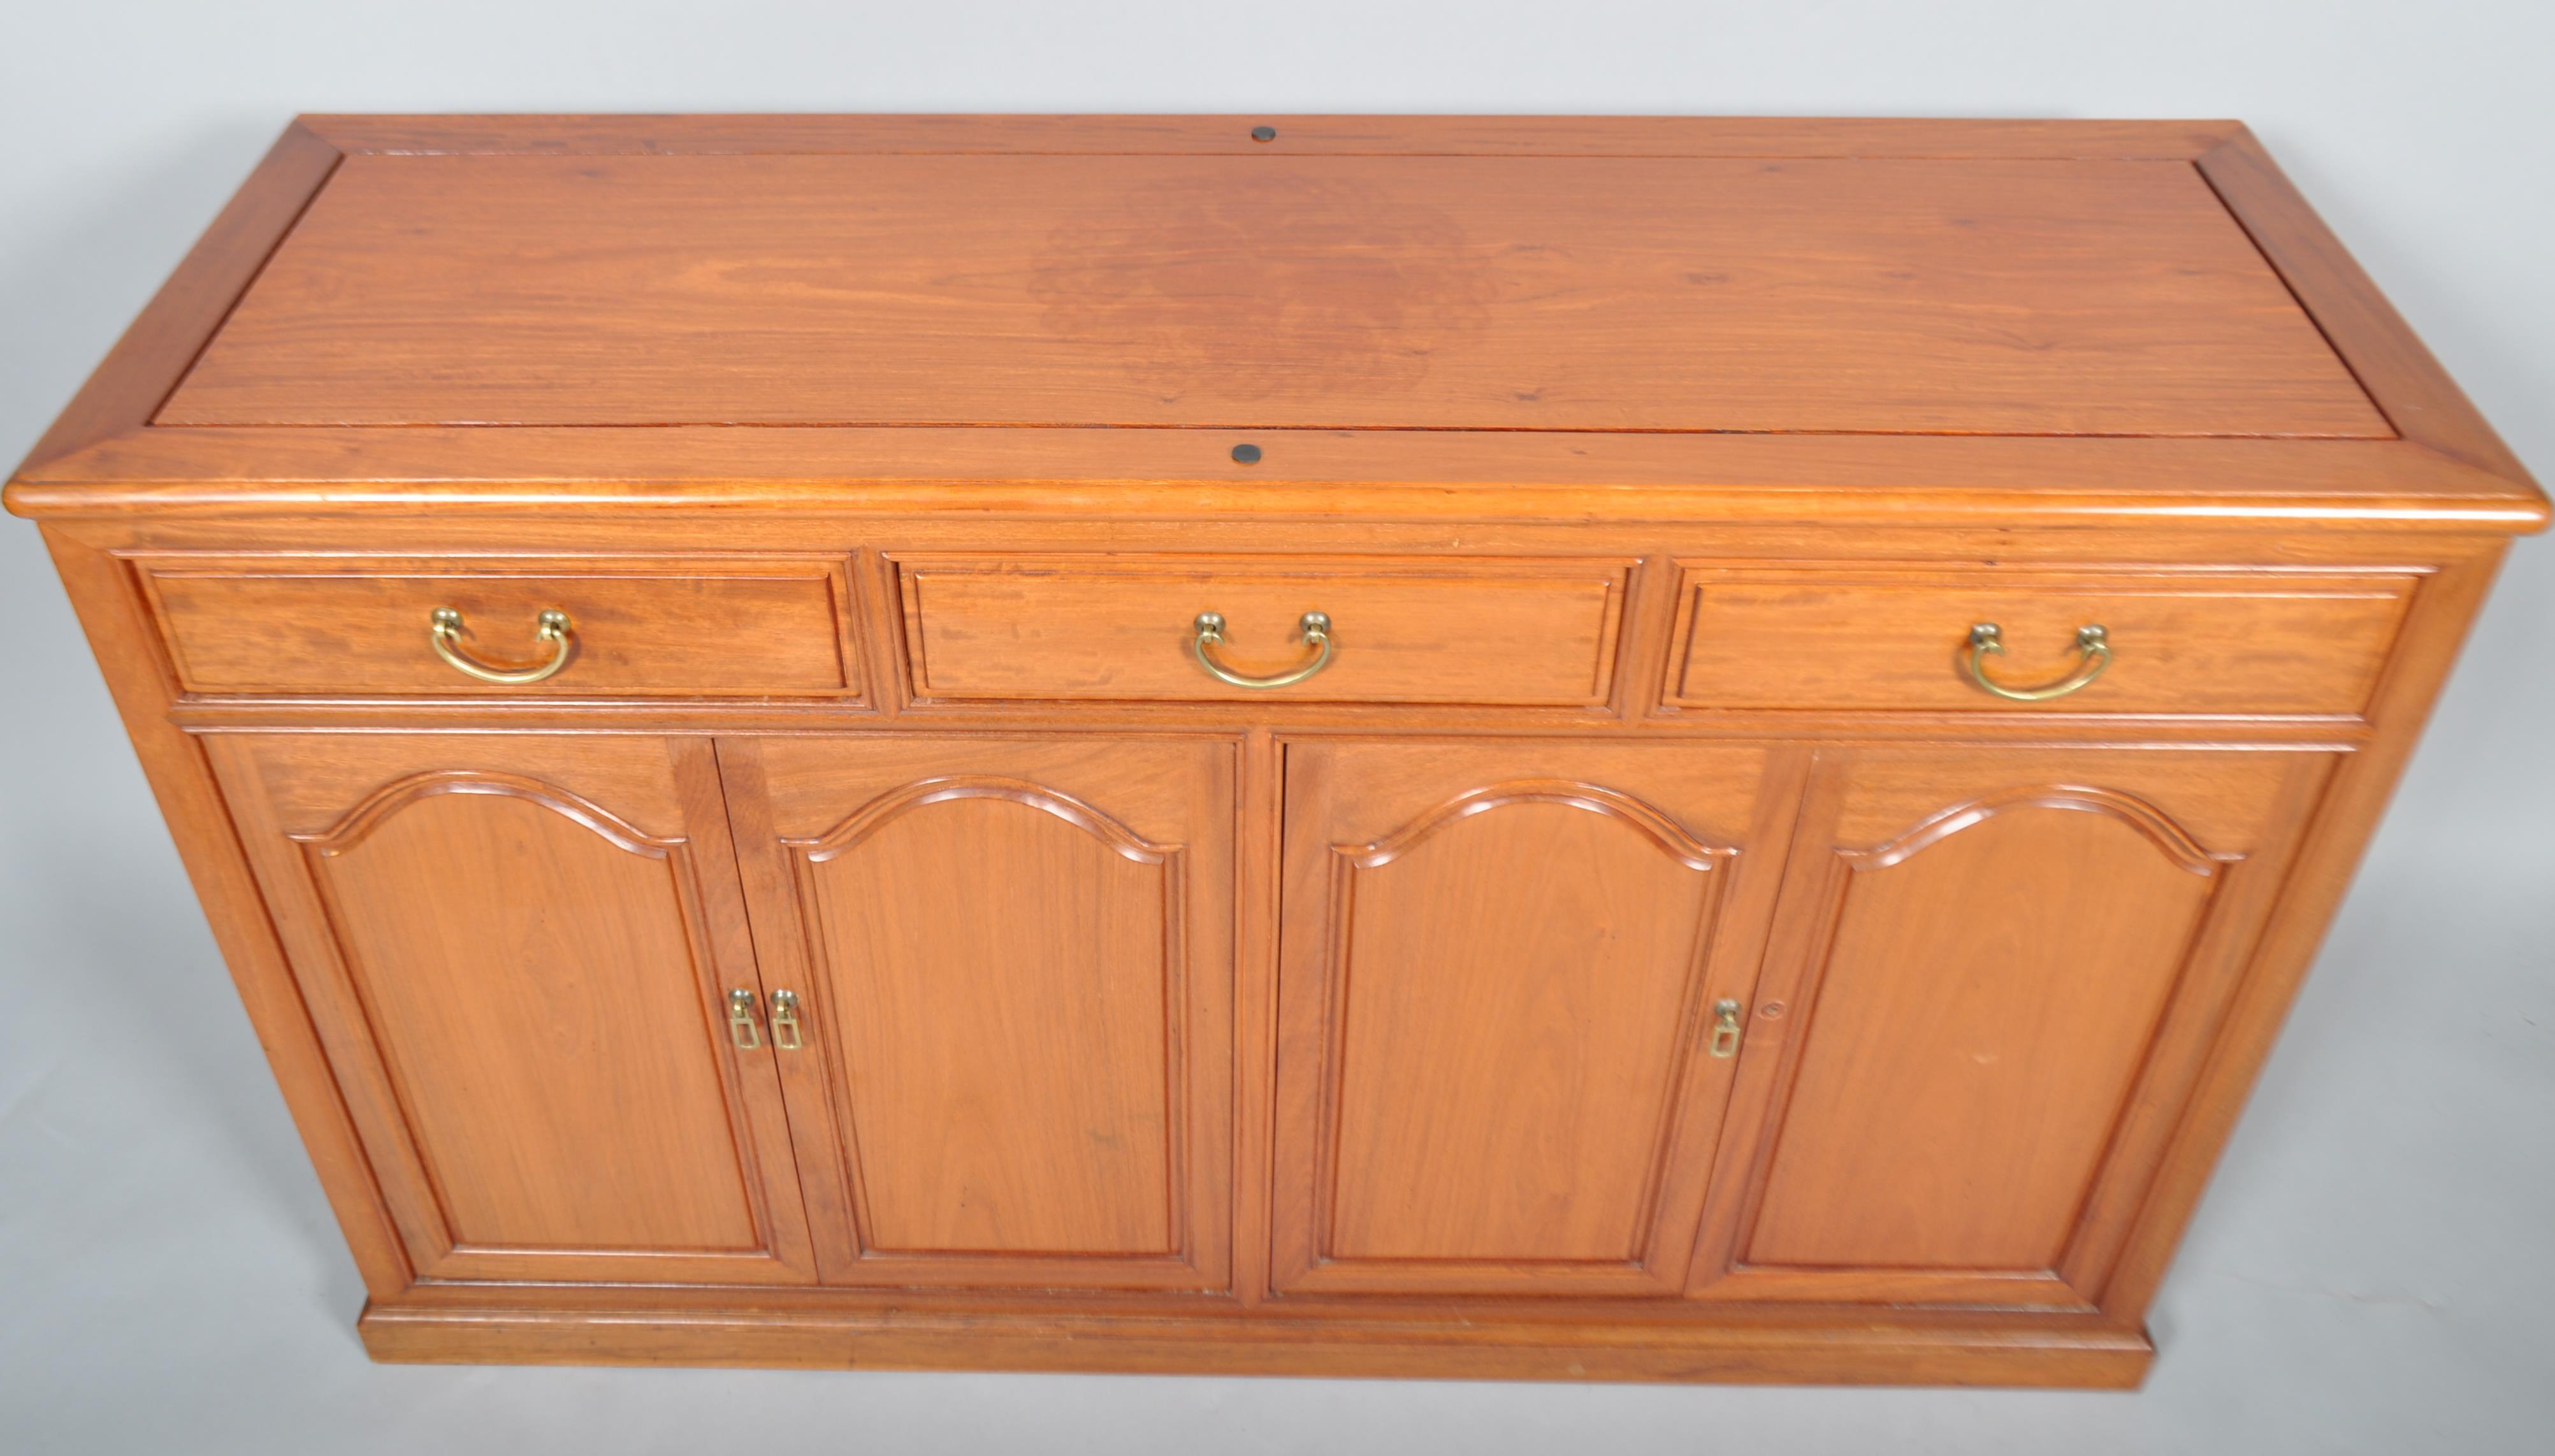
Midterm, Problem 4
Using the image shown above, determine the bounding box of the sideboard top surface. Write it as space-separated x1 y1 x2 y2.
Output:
162 152 2376 438
7 116 2543 528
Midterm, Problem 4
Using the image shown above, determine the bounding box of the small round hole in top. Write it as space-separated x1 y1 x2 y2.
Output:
1250 126 1277 143
1231 443 1263 465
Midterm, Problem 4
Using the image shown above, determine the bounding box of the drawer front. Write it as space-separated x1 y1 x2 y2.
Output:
899 556 1630 705
141 558 862 696
1666 567 2416 716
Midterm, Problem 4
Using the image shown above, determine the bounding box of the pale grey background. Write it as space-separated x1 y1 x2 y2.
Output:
2 3 2548 1452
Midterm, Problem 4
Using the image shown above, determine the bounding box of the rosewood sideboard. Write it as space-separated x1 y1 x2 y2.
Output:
8 115 2542 1386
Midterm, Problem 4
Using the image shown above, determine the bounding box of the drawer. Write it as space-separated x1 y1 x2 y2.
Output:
138 558 862 696
897 556 1631 705
1665 566 2416 716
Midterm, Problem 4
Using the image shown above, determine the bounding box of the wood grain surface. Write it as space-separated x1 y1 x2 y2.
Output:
6 114 2540 1385
1666 566 2415 716
721 735 1235 1292
1272 740 1799 1297
159 153 2381 438
901 554 1627 705
1687 747 2329 1308
206 733 818 1285
297 113 2245 159
141 557 860 696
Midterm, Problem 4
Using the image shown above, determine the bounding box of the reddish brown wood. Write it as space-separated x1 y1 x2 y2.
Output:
34 527 417 1300
5 115 2541 1385
2090 545 2517 1315
1689 749 2329 1308
16 122 339 474
12 428 2537 531
136 555 862 696
208 732 818 1284
899 555 1628 705
2196 128 2533 482
298 113 2240 160
351 1296 2157 1386
1270 741 1799 1297
1664 565 2415 717
155 153 2379 439
718 735 1235 1292
1233 727 1282 1307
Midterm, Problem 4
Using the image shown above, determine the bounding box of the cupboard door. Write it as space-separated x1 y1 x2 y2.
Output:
718 736 1234 1291
207 733 816 1285
1272 741 1798 1297
1690 747 2335 1308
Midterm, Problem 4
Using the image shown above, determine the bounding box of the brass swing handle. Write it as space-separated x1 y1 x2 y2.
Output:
430 607 574 684
1191 610 1334 689
1964 622 2111 702
725 988 806 1052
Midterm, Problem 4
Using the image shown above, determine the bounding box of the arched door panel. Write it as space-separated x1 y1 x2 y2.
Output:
1273 741 1797 1297
719 736 1234 1292
208 733 815 1285
1690 747 2334 1308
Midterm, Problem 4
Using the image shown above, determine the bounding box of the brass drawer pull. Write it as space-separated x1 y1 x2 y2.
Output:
1964 622 2110 702
1191 610 1333 689
428 606 573 684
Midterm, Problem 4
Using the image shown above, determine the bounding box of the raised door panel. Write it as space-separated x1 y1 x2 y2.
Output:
1689 747 2334 1308
1273 742 1799 1297
719 736 1233 1290
206 733 814 1285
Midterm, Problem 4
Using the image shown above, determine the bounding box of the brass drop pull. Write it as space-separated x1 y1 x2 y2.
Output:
429 606 574 684
725 988 764 1050
1964 622 2110 702
768 989 805 1051
1708 998 1745 1058
1191 610 1334 689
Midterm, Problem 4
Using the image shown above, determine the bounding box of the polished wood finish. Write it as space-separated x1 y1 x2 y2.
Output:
1665 566 2413 716
1274 742 1797 1296
8 115 2541 1386
293 113 2248 159
16 429 2536 527
140 556 861 696
900 555 1627 705
719 735 1234 1291
351 1298 2156 1386
1693 749 2328 1308
159 154 2378 438
208 733 816 1284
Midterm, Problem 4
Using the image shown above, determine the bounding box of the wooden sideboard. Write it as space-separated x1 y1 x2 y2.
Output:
8 115 2542 1387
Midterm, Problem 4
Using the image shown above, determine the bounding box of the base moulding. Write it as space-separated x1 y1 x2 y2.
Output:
356 1299 2156 1387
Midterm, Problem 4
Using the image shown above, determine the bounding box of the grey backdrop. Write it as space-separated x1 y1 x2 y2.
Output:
3 3 2548 1452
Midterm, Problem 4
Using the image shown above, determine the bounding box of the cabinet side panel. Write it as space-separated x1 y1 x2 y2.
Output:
2095 545 2519 1312
36 528 416 1297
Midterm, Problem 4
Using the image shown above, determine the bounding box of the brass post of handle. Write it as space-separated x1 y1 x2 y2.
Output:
1191 610 1335 689
725 989 764 1051
1707 999 1745 1058
767 990 806 1051
1964 622 2111 702
429 606 574 684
